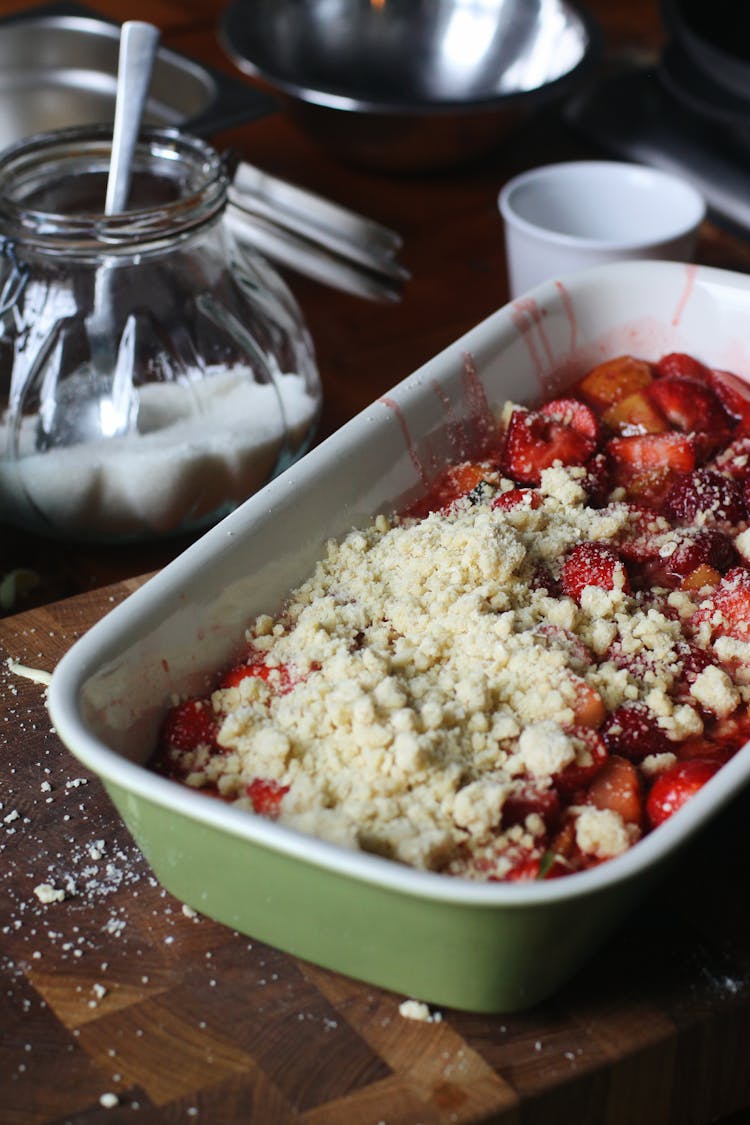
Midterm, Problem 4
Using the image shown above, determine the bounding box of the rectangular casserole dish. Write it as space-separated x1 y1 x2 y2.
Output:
48 260 750 1013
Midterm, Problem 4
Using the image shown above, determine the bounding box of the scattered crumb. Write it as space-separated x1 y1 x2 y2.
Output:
5 659 52 688
99 1093 119 1109
33 883 65 905
398 999 443 1023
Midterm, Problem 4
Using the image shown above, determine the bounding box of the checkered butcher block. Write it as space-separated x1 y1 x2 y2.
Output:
2 580 750 1125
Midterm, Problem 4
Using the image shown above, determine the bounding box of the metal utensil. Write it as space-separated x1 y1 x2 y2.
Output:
225 208 405 303
220 0 598 172
105 21 161 214
37 21 160 450
231 161 403 259
227 160 409 300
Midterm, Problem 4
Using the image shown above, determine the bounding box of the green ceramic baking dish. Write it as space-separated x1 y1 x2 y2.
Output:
49 260 750 1012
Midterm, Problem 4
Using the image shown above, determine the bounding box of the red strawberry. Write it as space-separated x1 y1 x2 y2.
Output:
160 698 217 753
655 353 750 435
608 433 696 471
502 404 597 485
580 452 612 507
707 367 750 432
656 352 713 382
646 758 721 827
491 487 542 512
693 567 750 641
674 640 716 690
661 528 735 588
663 468 746 525
646 376 733 442
539 398 599 442
247 777 289 817
710 434 750 480
600 702 671 762
607 431 696 504
502 845 571 882
219 656 297 694
408 460 497 517
502 785 561 832
554 728 608 794
529 564 559 595
560 542 630 604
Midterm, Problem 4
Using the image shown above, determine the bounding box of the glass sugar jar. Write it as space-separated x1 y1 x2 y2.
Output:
0 126 321 541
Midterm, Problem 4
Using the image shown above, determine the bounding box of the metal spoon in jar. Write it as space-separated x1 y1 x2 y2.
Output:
105 21 161 215
36 21 160 450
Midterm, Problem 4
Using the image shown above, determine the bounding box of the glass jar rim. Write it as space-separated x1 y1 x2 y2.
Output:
0 124 228 251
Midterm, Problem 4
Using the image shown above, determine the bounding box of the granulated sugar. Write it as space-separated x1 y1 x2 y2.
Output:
0 366 318 537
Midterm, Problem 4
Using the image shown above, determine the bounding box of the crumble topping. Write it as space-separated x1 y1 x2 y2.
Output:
160 457 747 877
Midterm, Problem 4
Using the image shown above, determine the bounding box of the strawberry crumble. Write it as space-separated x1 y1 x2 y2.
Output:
152 351 750 882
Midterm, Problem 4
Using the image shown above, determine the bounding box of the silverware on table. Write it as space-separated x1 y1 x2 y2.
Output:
227 161 410 302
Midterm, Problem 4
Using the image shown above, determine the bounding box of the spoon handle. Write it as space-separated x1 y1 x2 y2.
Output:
105 21 161 215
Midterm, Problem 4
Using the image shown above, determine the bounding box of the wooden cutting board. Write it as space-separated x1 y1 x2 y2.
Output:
2 580 750 1125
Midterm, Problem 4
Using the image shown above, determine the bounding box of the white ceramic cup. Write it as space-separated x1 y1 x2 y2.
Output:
498 160 706 298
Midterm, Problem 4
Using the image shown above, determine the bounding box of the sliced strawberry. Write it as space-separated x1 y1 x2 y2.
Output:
529 564 560 596
503 844 572 882
645 758 721 827
693 566 750 642
707 367 750 432
502 406 597 486
600 702 671 762
560 541 630 604
247 777 289 817
554 728 608 794
575 354 653 410
491 487 542 512
654 528 735 589
160 698 217 753
580 452 612 507
585 754 643 825
219 654 297 694
607 431 696 505
656 352 713 382
502 785 560 832
655 354 750 435
602 390 668 435
663 468 746 525
646 376 732 435
539 398 600 443
710 434 750 480
409 460 497 517
674 641 718 692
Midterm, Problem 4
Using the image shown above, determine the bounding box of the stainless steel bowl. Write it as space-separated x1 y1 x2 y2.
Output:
0 10 275 152
220 0 598 173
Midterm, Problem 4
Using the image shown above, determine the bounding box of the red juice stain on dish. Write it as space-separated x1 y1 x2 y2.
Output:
555 280 578 355
431 379 472 462
672 263 698 328
379 355 496 486
461 353 497 458
378 395 432 491
511 298 556 375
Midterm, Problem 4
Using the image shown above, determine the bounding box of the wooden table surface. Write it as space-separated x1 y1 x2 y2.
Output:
3 0 750 1122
